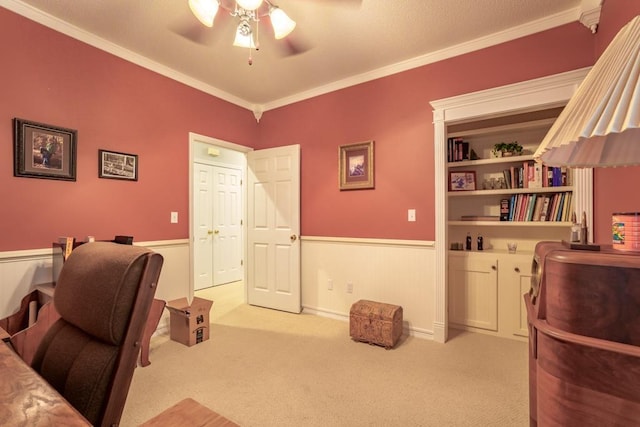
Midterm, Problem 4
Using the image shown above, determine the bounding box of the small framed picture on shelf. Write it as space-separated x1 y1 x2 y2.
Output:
449 171 476 191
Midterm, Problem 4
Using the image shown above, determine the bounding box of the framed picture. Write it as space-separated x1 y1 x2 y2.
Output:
339 140 374 190
13 118 77 181
99 149 138 181
449 171 476 191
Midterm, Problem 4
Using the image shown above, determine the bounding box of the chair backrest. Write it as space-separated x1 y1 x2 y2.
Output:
31 242 163 427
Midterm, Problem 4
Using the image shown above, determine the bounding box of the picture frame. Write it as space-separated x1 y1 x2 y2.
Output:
339 140 374 190
449 171 476 191
13 118 77 181
99 149 138 181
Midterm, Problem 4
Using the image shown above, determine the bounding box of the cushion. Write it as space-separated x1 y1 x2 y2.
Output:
53 242 151 345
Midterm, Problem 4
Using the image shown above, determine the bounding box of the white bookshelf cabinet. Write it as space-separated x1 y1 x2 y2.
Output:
431 68 593 343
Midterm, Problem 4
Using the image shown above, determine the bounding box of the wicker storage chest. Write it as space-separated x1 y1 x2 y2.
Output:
349 300 403 349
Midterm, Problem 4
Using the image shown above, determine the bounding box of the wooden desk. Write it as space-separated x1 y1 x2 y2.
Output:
140 398 239 427
0 341 90 426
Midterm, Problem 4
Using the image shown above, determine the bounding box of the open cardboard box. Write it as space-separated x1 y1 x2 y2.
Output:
165 297 214 347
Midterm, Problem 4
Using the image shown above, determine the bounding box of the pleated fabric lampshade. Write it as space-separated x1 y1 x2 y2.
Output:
534 15 640 168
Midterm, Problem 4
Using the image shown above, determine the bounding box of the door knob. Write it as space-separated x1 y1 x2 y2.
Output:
290 234 297 242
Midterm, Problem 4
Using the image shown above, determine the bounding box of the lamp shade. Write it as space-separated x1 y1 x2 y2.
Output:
534 15 640 168
233 30 256 48
236 0 263 11
270 7 296 39
188 0 219 27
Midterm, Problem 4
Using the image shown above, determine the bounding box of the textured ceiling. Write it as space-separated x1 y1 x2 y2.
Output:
4 0 586 112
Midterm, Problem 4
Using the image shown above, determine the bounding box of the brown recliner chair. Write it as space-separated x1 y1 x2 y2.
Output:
31 242 163 426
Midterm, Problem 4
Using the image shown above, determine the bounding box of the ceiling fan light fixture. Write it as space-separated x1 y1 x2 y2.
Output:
236 0 263 11
269 6 296 39
233 25 257 48
188 0 219 27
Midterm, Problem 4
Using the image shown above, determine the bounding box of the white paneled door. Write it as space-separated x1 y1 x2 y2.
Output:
193 163 243 290
247 145 301 313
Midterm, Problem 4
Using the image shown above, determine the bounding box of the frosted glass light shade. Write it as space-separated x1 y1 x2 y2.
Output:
236 0 263 11
188 0 219 27
534 15 640 168
233 31 256 48
270 7 296 39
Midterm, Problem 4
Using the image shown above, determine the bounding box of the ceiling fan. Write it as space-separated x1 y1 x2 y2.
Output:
176 0 361 63
188 0 297 64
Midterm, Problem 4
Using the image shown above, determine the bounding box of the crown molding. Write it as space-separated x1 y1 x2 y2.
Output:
261 6 583 112
579 0 602 34
3 0 585 118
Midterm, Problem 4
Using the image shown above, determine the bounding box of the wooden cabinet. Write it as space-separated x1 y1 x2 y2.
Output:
449 251 532 341
498 254 532 338
448 253 497 331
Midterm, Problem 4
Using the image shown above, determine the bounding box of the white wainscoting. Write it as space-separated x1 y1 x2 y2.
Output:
0 240 190 321
1 237 437 340
301 236 436 340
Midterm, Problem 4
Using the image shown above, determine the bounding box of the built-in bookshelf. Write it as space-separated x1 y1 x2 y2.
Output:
445 109 575 254
431 68 593 343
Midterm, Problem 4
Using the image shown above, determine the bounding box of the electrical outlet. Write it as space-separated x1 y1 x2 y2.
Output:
328 279 333 290
346 282 353 293
170 212 178 223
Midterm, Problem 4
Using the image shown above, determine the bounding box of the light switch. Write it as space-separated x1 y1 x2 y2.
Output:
170 212 178 223
408 209 416 222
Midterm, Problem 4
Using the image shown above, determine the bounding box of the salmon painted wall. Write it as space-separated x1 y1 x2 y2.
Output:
592 1 640 243
0 8 258 251
256 23 594 241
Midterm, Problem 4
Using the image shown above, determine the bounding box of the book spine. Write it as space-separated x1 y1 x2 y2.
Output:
500 198 510 221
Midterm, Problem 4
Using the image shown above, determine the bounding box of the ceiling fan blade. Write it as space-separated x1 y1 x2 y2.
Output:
170 14 215 45
276 33 313 57
170 7 234 46
171 21 216 45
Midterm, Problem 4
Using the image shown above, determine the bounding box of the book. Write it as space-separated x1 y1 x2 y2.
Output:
63 236 75 260
539 195 551 221
530 163 543 188
503 169 512 189
526 194 537 221
460 215 500 221
532 195 544 221
555 193 566 221
500 199 510 221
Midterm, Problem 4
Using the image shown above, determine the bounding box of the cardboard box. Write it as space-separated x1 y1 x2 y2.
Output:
166 297 214 347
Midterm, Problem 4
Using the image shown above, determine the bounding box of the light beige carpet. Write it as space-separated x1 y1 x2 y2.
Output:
121 282 529 426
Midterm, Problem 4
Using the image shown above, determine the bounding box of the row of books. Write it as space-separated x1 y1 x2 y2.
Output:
500 192 573 222
447 138 470 162
502 162 570 189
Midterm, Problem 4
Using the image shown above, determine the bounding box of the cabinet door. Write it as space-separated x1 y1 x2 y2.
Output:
448 256 498 331
499 255 532 337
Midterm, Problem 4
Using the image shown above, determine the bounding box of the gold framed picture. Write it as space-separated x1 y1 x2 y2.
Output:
339 140 374 190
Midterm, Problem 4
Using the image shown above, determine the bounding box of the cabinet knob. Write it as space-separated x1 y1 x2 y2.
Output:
491 265 497 271
514 267 520 273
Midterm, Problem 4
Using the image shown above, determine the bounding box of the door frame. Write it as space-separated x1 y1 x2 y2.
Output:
188 132 251 300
